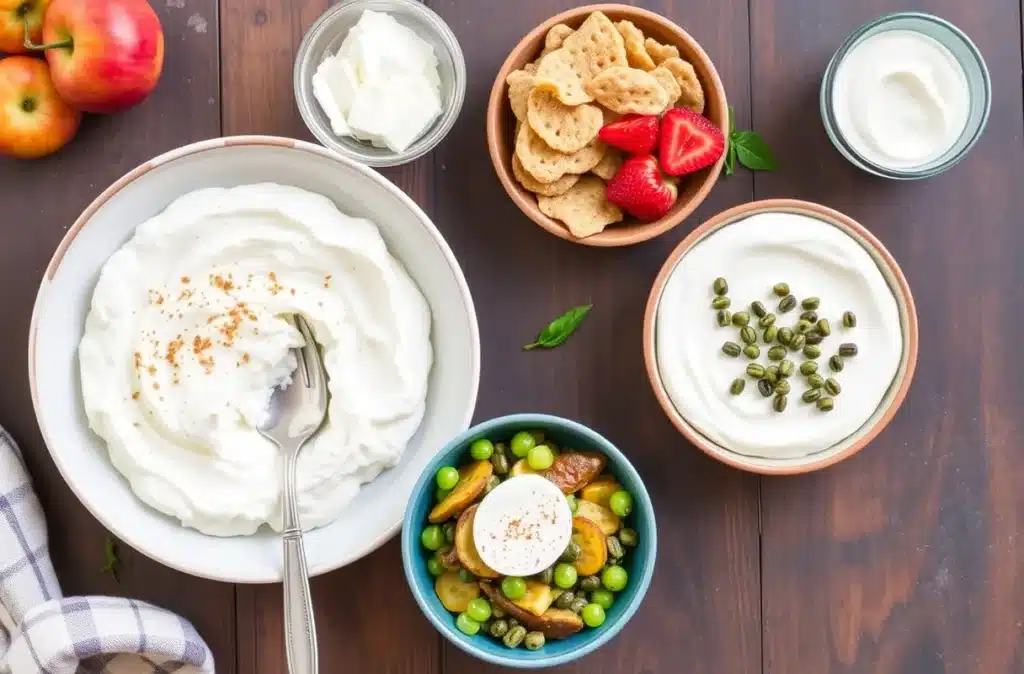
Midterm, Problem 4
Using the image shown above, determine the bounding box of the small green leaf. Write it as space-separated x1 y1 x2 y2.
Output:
732 131 777 171
102 535 121 582
523 304 592 351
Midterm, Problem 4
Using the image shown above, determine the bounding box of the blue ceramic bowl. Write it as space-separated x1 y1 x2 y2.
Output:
401 413 657 668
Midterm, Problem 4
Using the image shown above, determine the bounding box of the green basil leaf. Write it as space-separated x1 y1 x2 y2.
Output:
524 304 592 350
733 131 777 171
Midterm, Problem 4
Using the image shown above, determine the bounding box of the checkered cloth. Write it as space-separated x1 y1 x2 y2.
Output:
0 427 215 674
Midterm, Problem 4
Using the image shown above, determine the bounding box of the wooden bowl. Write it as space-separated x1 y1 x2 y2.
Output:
486 4 728 247
643 200 920 474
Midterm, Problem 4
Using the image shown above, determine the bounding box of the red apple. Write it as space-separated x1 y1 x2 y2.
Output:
31 0 163 113
0 55 80 158
0 0 49 54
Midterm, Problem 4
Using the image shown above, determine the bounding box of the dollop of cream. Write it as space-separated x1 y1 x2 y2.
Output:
655 212 902 459
79 184 433 536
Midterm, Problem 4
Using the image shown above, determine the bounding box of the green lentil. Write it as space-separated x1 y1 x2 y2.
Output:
773 282 790 297
807 374 825 389
817 397 835 412
767 346 787 361
763 325 778 343
825 378 842 396
712 296 731 310
773 394 788 413
795 319 814 334
729 378 745 395
802 388 822 403
764 366 779 384
816 319 831 336
555 591 575 610
751 301 767 318
619 528 639 547
778 295 797 313
758 313 777 328
788 333 807 351
746 363 766 378
803 344 822 359
842 311 857 328
713 277 729 296
778 327 794 346
731 311 750 327
804 331 823 345
800 310 819 323
801 297 820 310
716 309 732 327
799 361 819 376
569 597 589 614
757 379 773 397
722 342 742 357
838 343 858 357
775 380 791 395
779 359 794 378
829 355 844 372
740 326 757 345
743 344 761 360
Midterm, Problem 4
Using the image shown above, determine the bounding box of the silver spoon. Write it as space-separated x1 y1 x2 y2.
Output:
258 314 328 674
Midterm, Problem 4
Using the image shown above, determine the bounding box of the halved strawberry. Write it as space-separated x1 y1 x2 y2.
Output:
606 155 677 221
598 114 660 155
659 108 725 176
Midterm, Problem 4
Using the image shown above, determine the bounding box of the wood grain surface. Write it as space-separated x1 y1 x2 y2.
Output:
0 0 1020 672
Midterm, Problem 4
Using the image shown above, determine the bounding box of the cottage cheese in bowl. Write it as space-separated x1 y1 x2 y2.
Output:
78 183 433 536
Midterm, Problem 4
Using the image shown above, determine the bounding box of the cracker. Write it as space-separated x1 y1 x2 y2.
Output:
523 62 539 75
538 175 623 238
512 154 580 196
561 11 628 84
540 23 574 58
527 85 603 154
651 65 682 108
661 57 705 113
644 37 680 65
616 20 656 71
591 149 623 181
515 122 607 184
536 48 592 105
506 68 536 121
585 66 670 115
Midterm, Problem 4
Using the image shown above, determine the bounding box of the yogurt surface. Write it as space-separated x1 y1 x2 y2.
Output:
831 29 970 168
79 183 433 536
656 212 902 459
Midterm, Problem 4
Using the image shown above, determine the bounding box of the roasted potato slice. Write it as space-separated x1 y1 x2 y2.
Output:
579 477 621 509
571 515 607 576
428 460 493 523
454 505 499 579
510 458 542 477
544 450 606 494
480 582 584 638
435 571 480 612
512 580 555 617
575 499 620 535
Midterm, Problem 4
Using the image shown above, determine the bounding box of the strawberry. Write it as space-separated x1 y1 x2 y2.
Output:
597 114 660 155
605 155 677 221
659 108 725 176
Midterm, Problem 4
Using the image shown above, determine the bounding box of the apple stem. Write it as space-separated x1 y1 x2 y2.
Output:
22 18 72 52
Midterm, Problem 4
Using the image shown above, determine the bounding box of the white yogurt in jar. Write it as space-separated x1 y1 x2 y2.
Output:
655 212 903 459
831 29 970 168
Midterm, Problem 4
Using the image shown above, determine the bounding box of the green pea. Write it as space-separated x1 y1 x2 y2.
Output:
566 494 579 514
729 378 746 395
489 619 509 638
554 563 578 589
421 525 443 551
713 277 729 295
456 613 480 635
469 438 494 460
426 557 444 577
609 491 633 517
527 445 555 471
591 589 615 610
510 431 536 458
501 576 527 600
751 301 767 318
799 361 818 376
466 597 492 622
524 631 546 650
743 345 760 360
436 466 459 490
731 311 750 327
602 565 628 592
581 603 606 628
716 309 732 327
711 296 731 310
503 624 527 648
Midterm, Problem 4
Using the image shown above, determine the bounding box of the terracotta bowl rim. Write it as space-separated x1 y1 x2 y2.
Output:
642 198 920 475
485 3 729 248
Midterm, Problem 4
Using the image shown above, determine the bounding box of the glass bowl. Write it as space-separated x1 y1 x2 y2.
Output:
294 0 467 167
820 11 991 180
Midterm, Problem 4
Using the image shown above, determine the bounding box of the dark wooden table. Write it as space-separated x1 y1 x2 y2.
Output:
3 0 1022 672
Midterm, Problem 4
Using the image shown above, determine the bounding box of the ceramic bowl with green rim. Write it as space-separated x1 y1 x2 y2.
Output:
401 413 657 668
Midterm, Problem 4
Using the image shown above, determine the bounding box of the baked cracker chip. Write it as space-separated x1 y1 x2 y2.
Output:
506 68 536 121
527 85 603 154
523 62 539 75
661 57 705 113
591 149 623 181
585 66 670 115
515 122 607 184
650 65 682 108
540 23 574 58
536 48 592 105
561 11 628 84
512 154 580 196
616 20 656 71
644 37 680 65
538 176 624 238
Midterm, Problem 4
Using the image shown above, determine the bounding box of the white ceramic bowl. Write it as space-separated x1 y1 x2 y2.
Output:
29 136 480 583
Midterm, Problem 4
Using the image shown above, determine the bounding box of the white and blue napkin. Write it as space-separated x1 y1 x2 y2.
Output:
0 426 215 674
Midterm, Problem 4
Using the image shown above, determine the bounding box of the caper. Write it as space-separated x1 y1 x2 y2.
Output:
757 379 773 397
713 277 729 296
580 575 602 591
561 541 582 562
795 319 814 334
800 310 819 323
576 590 589 600
524 631 546 651
491 452 510 475
763 325 778 343
764 366 779 384
802 297 820 310
799 361 818 376
537 567 554 585
606 535 625 559
729 377 745 396
569 597 589 614
802 388 822 403
842 311 857 328
743 345 760 360
555 590 575 610
803 344 822 359
731 311 750 327
712 296 731 310
492 606 506 619
788 333 807 351
494 442 509 457
775 380 791 395
807 374 826 389
758 313 777 328
740 326 757 345
459 568 475 583
508 619 520 629
778 295 797 313
490 619 510 638
767 346 786 361
816 319 831 336
829 355 844 372
817 397 835 412
504 625 527 648
838 343 858 357
825 378 842 396
751 301 767 318
722 341 742 357
480 620 492 635
716 309 732 327
442 522 456 544
773 394 788 413
746 363 766 378
777 327 794 346
773 282 791 297
619 528 639 547
485 475 501 494
779 359 794 378
805 331 824 345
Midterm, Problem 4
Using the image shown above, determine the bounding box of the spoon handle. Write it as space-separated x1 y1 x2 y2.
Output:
283 452 318 674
